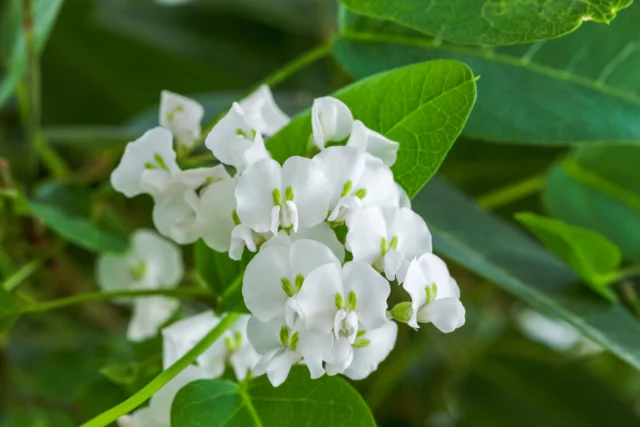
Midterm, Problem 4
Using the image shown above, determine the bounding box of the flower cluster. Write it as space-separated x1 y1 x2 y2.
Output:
110 86 466 388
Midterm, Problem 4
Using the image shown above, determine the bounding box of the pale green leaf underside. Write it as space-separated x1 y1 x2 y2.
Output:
543 148 640 261
0 0 64 109
268 59 476 197
171 368 376 427
515 212 621 301
414 176 640 370
335 5 640 146
341 0 632 45
28 201 127 254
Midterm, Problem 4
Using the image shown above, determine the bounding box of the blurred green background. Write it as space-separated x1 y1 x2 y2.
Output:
1 1 639 426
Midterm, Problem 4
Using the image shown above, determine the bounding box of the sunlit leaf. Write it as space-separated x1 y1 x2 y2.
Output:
171 368 375 427
341 0 631 45
335 5 640 146
269 59 477 197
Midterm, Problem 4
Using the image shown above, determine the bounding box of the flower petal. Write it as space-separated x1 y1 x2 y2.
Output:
289 239 340 279
392 208 432 260
343 321 397 380
311 97 353 149
264 349 301 387
324 336 354 376
281 156 330 230
246 316 284 355
313 146 366 208
346 120 399 166
96 253 134 294
236 158 282 233
159 90 204 148
346 206 387 265
293 222 344 262
198 176 238 252
111 127 179 198
417 298 466 333
239 84 290 136
296 263 344 335
401 259 429 329
204 103 255 168
152 184 200 244
127 297 179 342
243 244 292 322
295 327 334 379
173 165 230 189
343 262 390 330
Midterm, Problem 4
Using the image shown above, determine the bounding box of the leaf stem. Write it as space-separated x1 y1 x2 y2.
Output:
20 0 69 179
21 287 214 314
613 264 640 282
79 312 241 427
476 173 545 210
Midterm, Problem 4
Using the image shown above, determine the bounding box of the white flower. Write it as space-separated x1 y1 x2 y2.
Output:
341 321 398 380
159 90 204 148
346 120 399 167
243 239 340 325
311 97 353 149
296 262 390 372
111 127 179 198
346 206 432 282
205 103 270 172
313 147 399 223
152 184 200 245
162 311 219 370
238 84 290 136
402 254 465 333
97 229 183 294
142 165 230 199
128 297 179 342
263 222 345 263
236 157 330 235
162 312 259 381
247 316 333 387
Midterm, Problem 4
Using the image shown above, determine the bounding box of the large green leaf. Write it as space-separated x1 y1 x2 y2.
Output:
413 175 640 370
543 149 640 261
335 5 640 146
515 212 621 301
268 60 476 197
171 368 376 427
0 0 64 109
27 182 127 253
341 0 631 45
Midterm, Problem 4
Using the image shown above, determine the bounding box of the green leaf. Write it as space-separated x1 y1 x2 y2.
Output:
340 0 631 45
0 0 64 109
268 59 476 197
413 176 640 370
194 239 241 296
27 182 127 253
543 150 640 261
515 212 621 301
0 288 21 337
335 5 640 146
171 367 376 427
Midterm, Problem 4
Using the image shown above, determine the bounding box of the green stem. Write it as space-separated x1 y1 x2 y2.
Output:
80 312 241 427
613 264 640 282
190 42 332 155
21 287 214 314
20 0 69 179
476 173 545 210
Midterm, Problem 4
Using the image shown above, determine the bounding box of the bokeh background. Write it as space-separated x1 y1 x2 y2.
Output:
1 1 639 426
